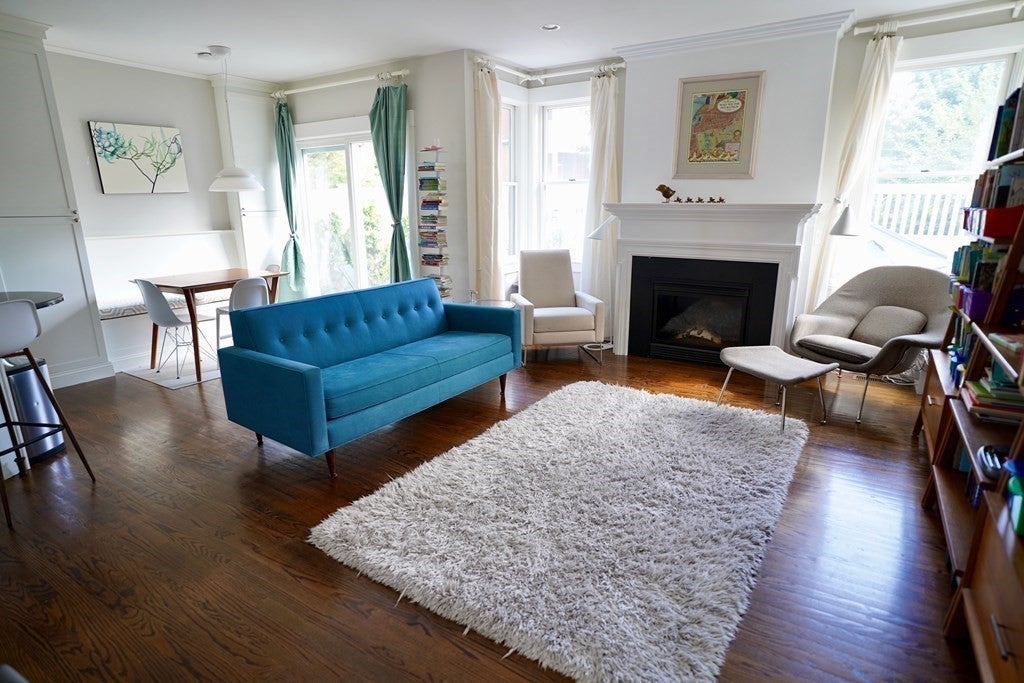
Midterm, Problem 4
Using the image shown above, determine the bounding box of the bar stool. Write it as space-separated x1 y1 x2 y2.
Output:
0 299 95 528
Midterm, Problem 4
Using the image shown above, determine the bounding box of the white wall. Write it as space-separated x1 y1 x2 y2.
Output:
48 54 231 237
620 29 841 204
46 53 252 369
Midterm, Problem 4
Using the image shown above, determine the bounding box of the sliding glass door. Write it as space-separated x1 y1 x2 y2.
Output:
298 138 391 293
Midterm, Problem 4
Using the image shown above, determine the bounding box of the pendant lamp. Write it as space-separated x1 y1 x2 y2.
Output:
201 45 264 193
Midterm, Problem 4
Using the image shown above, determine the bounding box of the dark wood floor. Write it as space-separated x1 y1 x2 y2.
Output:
0 351 978 681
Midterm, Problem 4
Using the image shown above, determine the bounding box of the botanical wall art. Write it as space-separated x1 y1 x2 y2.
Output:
674 71 764 180
88 121 189 194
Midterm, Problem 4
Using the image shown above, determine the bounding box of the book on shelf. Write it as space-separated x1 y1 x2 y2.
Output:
992 87 1020 160
965 379 1024 409
962 383 1024 423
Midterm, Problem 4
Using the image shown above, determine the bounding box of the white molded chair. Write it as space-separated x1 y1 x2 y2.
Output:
216 277 270 348
790 265 951 423
135 279 215 379
510 249 606 363
0 299 95 529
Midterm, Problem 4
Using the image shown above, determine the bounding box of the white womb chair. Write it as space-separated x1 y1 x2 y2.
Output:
216 277 270 348
0 299 95 529
135 279 215 379
790 265 951 423
510 249 606 363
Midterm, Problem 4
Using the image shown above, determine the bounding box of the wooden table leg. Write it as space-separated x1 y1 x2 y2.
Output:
267 276 280 303
150 323 158 369
184 290 202 381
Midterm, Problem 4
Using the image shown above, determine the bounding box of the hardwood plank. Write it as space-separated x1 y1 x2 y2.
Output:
0 352 978 681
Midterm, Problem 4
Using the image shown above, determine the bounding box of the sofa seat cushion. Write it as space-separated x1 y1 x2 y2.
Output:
533 307 595 333
796 334 881 365
321 331 512 420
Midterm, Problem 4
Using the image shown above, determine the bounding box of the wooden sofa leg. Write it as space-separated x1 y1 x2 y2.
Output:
255 432 263 446
325 450 337 480
499 373 507 396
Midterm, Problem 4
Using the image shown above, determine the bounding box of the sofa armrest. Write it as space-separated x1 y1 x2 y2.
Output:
575 290 606 341
444 303 522 362
217 346 328 456
509 293 534 346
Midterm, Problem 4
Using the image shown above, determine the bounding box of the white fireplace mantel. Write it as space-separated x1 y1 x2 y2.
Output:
604 202 821 355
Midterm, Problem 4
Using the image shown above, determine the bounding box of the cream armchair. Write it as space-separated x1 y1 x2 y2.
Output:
510 249 606 362
790 265 951 423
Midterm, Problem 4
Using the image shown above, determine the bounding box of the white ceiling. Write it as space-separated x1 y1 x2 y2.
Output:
0 0 975 83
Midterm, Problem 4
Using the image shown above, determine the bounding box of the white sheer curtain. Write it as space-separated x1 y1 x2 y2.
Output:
809 24 903 306
473 63 503 301
582 71 620 339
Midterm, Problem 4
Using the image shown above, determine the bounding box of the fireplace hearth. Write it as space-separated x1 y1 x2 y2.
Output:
629 256 777 365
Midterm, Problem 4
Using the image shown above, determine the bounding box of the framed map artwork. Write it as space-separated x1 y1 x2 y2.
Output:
673 71 764 179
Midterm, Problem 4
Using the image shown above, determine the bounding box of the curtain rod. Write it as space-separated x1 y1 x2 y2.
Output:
475 57 625 85
853 1 1023 35
270 69 410 99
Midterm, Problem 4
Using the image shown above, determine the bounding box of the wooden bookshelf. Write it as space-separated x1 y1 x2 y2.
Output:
922 75 1024 680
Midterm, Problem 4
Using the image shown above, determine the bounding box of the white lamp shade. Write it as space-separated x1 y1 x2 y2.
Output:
830 205 858 236
209 166 264 192
588 214 617 240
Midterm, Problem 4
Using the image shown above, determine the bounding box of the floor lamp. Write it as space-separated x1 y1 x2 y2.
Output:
581 214 618 360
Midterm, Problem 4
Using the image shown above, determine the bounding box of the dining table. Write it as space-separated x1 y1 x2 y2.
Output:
139 268 288 382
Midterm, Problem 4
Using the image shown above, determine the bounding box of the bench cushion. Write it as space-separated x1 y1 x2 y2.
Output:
321 331 512 419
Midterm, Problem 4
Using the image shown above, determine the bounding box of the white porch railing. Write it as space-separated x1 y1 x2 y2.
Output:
869 180 971 238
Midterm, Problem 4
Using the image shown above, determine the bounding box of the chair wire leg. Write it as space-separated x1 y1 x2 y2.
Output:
817 375 828 424
780 385 788 433
24 349 95 482
716 368 733 405
156 326 169 373
856 374 871 424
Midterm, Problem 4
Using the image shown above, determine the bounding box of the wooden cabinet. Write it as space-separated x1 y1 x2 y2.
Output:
958 492 1024 682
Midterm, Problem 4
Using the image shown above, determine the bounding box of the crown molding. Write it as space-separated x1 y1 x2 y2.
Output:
614 10 854 60
44 45 210 79
208 73 279 96
0 13 49 39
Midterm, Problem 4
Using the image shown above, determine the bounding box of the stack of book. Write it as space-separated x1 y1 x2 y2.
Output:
961 334 1024 423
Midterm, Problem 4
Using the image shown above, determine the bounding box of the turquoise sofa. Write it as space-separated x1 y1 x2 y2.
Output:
218 278 521 478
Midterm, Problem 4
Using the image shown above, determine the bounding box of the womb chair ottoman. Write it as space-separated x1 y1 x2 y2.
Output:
717 345 839 432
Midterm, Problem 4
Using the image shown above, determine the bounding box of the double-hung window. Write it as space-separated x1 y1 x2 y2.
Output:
498 81 591 280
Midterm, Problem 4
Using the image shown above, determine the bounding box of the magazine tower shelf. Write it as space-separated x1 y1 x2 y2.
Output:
417 147 451 299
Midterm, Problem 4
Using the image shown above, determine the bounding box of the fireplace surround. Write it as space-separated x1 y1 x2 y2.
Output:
604 203 820 356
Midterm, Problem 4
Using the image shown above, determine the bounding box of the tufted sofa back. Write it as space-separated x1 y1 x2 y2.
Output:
229 278 448 368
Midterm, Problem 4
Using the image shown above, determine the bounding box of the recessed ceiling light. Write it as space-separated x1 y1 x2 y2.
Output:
540 24 560 31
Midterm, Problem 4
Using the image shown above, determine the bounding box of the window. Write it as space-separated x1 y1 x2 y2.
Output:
499 104 518 257
297 137 393 293
539 103 591 261
868 58 1010 262
498 82 591 274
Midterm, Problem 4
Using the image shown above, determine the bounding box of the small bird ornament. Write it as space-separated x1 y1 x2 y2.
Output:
655 184 676 202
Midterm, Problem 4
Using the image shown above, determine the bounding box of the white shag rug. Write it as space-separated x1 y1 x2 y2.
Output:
309 381 809 681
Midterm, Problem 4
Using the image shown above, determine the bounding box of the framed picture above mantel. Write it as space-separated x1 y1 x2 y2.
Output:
673 71 764 180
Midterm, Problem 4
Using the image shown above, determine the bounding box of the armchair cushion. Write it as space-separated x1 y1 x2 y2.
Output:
851 306 927 347
796 334 881 365
534 307 596 333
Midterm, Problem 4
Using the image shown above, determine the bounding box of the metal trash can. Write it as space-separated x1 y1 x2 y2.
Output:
5 359 64 462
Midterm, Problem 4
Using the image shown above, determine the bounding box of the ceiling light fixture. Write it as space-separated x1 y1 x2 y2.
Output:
540 23 561 31
201 45 264 193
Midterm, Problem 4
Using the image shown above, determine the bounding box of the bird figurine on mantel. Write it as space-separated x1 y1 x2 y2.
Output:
655 184 676 202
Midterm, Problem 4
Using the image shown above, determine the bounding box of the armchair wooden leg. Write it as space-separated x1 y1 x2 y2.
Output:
499 374 507 396
325 449 337 480
255 433 263 446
